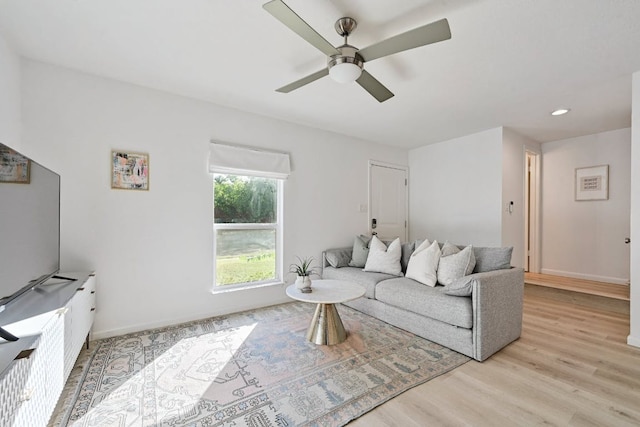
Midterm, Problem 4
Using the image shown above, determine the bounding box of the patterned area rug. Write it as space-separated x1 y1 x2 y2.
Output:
57 302 469 427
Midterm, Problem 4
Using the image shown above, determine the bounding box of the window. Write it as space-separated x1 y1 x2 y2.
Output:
208 142 290 290
213 174 282 288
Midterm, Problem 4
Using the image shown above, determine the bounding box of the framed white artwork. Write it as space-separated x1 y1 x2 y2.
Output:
575 165 608 201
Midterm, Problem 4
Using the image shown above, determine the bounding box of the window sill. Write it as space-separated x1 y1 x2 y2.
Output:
210 281 285 295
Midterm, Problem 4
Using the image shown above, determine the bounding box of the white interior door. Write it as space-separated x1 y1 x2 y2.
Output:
369 161 408 241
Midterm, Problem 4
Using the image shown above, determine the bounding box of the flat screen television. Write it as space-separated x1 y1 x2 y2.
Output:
0 142 60 340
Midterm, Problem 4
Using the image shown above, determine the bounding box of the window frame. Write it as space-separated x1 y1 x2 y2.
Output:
211 176 284 292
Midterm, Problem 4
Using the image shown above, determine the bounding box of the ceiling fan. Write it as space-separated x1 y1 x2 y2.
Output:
263 0 452 102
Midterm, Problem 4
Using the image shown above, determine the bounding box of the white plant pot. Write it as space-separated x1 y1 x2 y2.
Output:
295 275 312 292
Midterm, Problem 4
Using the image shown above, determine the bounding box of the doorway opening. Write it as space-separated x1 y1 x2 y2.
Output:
524 150 541 272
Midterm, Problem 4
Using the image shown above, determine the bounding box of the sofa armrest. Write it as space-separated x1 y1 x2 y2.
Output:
322 251 330 269
471 267 524 361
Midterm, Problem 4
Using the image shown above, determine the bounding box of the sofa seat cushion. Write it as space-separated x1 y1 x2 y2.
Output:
322 266 396 299
375 278 473 329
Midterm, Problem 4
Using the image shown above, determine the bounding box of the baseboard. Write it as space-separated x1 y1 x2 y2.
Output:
540 269 629 285
627 335 640 348
92 296 291 340
93 314 213 340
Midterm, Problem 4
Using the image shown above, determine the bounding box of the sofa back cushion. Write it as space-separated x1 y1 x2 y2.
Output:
473 246 513 273
325 247 352 268
400 241 415 274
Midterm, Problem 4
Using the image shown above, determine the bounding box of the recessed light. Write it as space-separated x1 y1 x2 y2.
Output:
551 108 570 116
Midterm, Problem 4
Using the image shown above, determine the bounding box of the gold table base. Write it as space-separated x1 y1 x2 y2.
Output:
306 303 347 345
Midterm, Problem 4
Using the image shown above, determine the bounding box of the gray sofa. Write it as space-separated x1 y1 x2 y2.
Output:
322 242 524 361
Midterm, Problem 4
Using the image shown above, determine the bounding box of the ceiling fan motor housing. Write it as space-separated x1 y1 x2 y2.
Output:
335 17 357 37
328 45 364 82
327 17 363 83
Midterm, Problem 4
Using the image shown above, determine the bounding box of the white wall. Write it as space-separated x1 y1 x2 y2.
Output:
408 126 538 268
409 128 503 246
21 60 408 338
630 71 640 348
0 33 21 149
502 129 541 269
541 128 631 284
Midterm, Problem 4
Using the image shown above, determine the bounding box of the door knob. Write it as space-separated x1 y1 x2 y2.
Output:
625 238 631 244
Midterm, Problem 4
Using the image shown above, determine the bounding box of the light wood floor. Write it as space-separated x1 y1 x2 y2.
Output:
525 272 630 301
350 277 639 426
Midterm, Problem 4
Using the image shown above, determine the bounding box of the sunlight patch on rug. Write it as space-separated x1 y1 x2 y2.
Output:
59 302 469 426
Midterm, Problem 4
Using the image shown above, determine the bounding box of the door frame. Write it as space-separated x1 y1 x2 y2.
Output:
524 149 541 273
368 160 409 242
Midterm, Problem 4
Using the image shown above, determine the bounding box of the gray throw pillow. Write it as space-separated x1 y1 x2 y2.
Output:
444 276 477 297
440 241 462 257
348 235 372 268
437 244 476 286
473 247 513 273
325 248 352 268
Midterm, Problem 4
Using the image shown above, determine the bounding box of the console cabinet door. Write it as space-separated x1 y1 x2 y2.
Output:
0 341 37 426
63 274 96 380
13 310 66 427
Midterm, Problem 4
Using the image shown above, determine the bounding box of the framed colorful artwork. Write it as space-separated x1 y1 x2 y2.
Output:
0 145 30 184
111 150 149 190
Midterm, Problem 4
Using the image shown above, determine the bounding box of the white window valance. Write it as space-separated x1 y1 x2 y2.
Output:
208 142 291 179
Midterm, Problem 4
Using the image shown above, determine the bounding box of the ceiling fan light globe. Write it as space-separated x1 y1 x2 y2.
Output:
329 62 362 83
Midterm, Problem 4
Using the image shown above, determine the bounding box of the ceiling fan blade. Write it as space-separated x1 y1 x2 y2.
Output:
358 18 451 62
356 70 394 103
263 0 340 57
276 68 329 93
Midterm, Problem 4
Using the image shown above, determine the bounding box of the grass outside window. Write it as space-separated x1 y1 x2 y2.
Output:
213 173 282 288
215 251 276 286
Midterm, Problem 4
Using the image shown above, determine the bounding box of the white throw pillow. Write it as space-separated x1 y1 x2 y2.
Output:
405 239 441 287
364 236 403 276
437 244 476 286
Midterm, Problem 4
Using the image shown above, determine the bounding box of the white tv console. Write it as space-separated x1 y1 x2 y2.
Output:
0 272 96 427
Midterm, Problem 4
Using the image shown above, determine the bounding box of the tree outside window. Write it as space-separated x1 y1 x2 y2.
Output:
213 174 281 287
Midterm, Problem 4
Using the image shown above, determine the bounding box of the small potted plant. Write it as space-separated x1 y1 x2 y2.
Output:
289 256 316 293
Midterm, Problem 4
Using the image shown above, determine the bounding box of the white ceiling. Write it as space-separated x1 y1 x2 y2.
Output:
1 0 640 149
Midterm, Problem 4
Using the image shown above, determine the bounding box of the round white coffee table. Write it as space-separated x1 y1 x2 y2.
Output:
286 279 365 345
